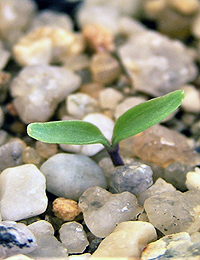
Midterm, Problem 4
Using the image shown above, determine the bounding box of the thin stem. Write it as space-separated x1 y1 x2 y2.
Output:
107 144 124 167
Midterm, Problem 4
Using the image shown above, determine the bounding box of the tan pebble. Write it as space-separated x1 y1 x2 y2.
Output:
99 87 123 110
169 0 200 15
22 146 41 165
36 141 58 159
4 254 34 260
82 24 115 52
53 198 81 221
80 82 104 99
6 102 18 116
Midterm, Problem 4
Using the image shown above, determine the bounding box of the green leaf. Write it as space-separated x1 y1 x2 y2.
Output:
112 90 185 147
27 120 111 148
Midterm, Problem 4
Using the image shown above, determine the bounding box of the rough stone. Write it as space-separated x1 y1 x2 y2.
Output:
78 186 142 238
0 164 48 221
10 65 81 123
109 162 153 195
40 153 107 201
90 221 157 259
0 221 36 258
59 222 89 254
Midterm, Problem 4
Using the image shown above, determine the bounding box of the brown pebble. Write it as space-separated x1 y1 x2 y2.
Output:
52 198 81 221
35 141 58 159
80 82 104 99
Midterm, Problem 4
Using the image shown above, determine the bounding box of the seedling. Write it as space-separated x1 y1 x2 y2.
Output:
27 90 185 166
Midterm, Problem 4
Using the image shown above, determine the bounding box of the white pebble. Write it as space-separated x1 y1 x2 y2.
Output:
0 164 48 221
181 85 200 113
99 87 123 109
186 167 200 191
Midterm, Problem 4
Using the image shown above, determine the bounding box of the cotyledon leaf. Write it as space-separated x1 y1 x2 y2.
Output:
112 90 185 147
27 120 111 149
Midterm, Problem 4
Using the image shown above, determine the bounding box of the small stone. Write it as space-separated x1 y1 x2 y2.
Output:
4 255 34 260
68 254 91 260
118 16 146 37
137 178 176 206
109 162 153 195
22 146 41 166
40 153 107 201
0 221 36 258
132 124 200 168
181 85 200 113
164 162 193 191
141 232 200 259
66 93 99 119
59 222 89 254
10 65 81 123
0 71 11 102
63 54 90 71
0 40 10 69
80 82 104 99
99 87 123 110
90 221 157 259
35 141 57 159
192 12 200 39
0 164 48 221
52 198 81 221
90 52 121 85
78 186 142 238
186 167 200 191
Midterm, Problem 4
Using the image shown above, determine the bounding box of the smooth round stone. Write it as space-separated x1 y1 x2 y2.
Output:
181 85 200 113
99 87 123 110
59 222 89 254
0 164 48 221
40 153 107 200
0 40 10 70
186 167 200 191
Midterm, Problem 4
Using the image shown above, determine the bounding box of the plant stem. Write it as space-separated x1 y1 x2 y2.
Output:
107 144 125 167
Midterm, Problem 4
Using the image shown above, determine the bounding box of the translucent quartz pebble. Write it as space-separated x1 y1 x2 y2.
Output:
29 10 73 32
132 124 200 168
0 40 10 69
0 164 47 221
0 221 36 258
10 65 81 123
141 232 200 259
137 178 176 206
90 221 157 259
78 186 142 238
119 29 197 96
186 167 200 191
13 26 85 66
181 85 200 113
164 162 193 191
22 146 41 166
40 153 107 201
28 220 68 259
0 139 25 171
35 141 57 159
109 162 153 195
144 190 200 235
59 222 89 254
0 0 37 46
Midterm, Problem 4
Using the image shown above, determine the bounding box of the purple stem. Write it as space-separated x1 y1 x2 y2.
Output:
107 144 124 167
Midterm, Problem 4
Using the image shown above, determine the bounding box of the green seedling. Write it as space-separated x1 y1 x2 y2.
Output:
27 90 185 166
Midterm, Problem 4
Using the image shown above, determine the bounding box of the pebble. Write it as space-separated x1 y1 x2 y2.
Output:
90 221 157 259
60 113 114 157
119 29 197 96
52 198 81 221
164 161 193 191
66 93 99 119
141 232 200 259
68 254 91 260
109 162 153 195
35 141 58 159
137 178 176 206
99 87 123 110
40 153 107 201
0 139 26 172
63 54 90 71
0 164 48 221
0 40 10 69
22 146 42 166
80 82 104 99
0 71 11 103
27 220 68 259
132 124 200 168
10 65 81 123
13 26 85 66
59 222 89 254
186 167 200 191
192 12 200 38
144 190 200 235
90 52 121 85
0 221 36 258
181 85 200 113
4 255 34 260
78 186 142 238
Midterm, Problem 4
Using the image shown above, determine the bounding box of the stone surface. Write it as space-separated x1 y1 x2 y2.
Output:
141 232 200 259
40 153 107 201
78 186 142 238
68 254 91 260
22 146 41 166
35 141 57 159
52 198 81 221
109 162 153 195
59 222 89 254
0 164 47 221
0 40 10 69
4 255 34 260
10 65 81 123
0 221 36 258
144 190 200 235
132 124 200 168
90 221 157 259
99 87 123 110
181 85 200 113
137 178 176 206
119 29 197 96
186 167 200 191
